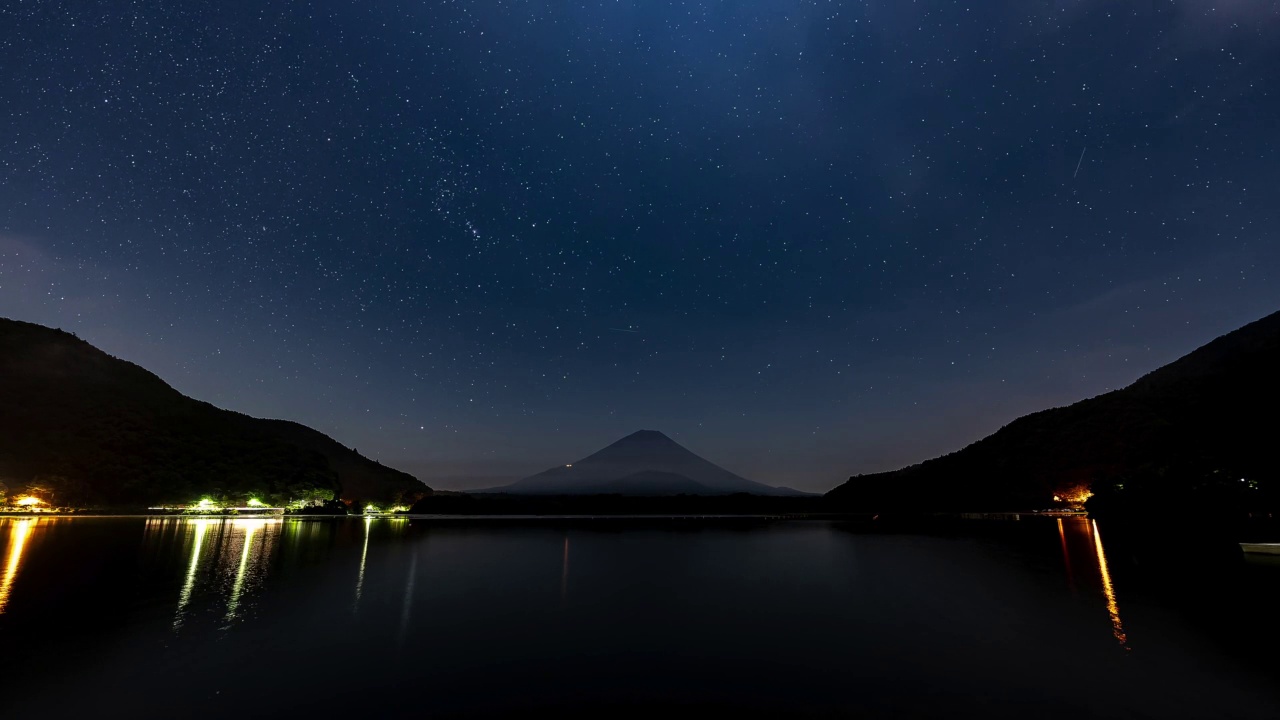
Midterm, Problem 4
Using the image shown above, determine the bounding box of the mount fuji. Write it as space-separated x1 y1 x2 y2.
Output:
487 430 810 497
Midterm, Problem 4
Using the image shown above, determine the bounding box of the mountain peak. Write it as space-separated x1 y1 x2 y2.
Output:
615 429 676 443
494 430 808 496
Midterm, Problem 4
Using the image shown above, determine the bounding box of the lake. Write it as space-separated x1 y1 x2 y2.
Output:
1 515 1277 718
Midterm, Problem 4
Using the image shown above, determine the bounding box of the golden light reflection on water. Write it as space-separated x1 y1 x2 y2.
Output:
1089 520 1129 650
166 518 282 629
224 518 280 623
0 518 38 614
174 519 214 629
354 516 372 611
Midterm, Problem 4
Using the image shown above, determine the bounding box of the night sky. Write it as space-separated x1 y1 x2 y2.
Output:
2 2 1278 492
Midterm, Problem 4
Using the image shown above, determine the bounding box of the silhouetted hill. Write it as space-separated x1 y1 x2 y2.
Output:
0 318 428 507
827 310 1280 512
489 430 810 496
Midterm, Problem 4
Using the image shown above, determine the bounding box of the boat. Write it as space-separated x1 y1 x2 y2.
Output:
1239 543 1280 555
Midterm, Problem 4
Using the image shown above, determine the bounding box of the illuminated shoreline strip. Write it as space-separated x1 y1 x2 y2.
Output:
1091 520 1129 649
148 507 285 512
0 519 36 613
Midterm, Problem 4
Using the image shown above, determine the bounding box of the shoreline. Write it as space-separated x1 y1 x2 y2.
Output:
1 510 1086 520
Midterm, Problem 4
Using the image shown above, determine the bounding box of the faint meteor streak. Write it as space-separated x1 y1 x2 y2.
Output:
1074 147 1087 179
608 327 640 333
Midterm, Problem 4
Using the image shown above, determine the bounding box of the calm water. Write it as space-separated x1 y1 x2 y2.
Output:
1 516 1277 718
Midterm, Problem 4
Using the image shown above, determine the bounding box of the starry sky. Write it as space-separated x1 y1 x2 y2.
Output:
2 1 1279 493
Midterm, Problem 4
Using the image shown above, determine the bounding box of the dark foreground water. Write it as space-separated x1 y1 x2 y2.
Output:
1 516 1277 719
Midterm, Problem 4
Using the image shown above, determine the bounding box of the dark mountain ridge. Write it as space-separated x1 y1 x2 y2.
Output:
826 310 1280 511
0 318 428 507
490 429 809 496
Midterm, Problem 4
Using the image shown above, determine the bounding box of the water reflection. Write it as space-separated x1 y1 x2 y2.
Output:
0 518 38 613
165 517 416 627
4 516 1141 661
1089 519 1129 650
174 519 214 629
561 536 570 603
354 516 372 611
143 516 179 552
1056 517 1130 649
4 518 1278 719
223 518 280 623
1056 518 1075 590
398 549 418 646
162 518 283 629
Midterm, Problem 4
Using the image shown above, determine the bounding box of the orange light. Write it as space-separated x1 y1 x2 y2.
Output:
0 519 37 613
1091 520 1129 650
14 496 44 507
